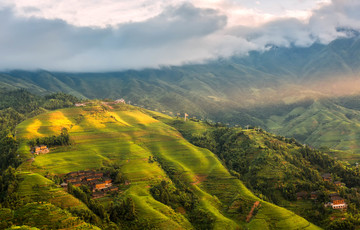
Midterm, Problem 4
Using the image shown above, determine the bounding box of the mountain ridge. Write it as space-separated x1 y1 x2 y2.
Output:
2 36 360 153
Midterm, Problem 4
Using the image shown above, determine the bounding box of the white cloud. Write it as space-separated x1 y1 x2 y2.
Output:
0 0 330 27
1 0 180 27
0 0 359 71
0 4 239 71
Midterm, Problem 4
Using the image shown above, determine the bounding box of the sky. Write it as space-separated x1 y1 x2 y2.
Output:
1 0 360 72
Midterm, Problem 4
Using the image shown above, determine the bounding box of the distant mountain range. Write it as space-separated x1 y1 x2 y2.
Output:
2 35 360 153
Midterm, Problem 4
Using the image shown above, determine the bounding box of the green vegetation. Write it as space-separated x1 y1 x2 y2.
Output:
162 117 360 229
0 90 81 173
264 99 360 154
7 101 319 229
12 202 99 229
2 89 360 229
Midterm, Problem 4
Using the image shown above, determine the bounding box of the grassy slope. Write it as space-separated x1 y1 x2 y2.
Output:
16 172 89 210
0 202 98 230
152 112 323 229
266 100 360 154
13 202 100 230
15 104 320 229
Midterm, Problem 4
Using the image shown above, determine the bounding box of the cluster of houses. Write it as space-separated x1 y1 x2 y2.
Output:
296 173 347 210
321 173 347 209
75 99 126 107
61 170 118 198
75 99 127 108
75 103 87 107
297 191 347 209
114 99 126 104
321 173 345 187
31 145 49 155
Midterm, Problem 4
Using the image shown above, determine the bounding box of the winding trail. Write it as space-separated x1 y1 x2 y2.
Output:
246 201 260 222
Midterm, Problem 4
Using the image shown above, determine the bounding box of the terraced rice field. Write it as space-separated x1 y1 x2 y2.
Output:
15 103 320 229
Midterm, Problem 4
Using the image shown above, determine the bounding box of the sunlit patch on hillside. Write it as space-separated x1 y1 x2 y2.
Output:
25 119 43 138
49 111 73 133
119 110 159 125
83 113 107 129
107 111 130 126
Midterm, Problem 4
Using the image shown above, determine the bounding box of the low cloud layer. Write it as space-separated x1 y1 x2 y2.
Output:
1 0 360 72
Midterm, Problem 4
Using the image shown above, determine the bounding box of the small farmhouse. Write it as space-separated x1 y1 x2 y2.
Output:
296 191 308 200
93 181 107 190
324 193 347 209
60 182 68 188
92 191 105 199
66 177 82 183
85 176 101 182
334 181 344 187
310 191 319 200
321 173 332 182
72 182 82 187
32 145 49 155
104 177 112 184
330 196 347 209
115 99 126 104
107 186 119 192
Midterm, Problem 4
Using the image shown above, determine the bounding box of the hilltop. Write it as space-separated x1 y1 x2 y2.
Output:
0 101 320 229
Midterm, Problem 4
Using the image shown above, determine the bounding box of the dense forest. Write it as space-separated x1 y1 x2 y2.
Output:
166 119 360 229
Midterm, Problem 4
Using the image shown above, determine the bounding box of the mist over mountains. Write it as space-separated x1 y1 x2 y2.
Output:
2 35 360 151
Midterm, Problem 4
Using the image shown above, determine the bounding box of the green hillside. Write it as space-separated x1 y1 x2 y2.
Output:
263 99 360 153
15 202 99 229
12 102 319 229
159 115 360 229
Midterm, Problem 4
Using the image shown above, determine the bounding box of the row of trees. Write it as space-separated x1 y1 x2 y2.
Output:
27 128 71 148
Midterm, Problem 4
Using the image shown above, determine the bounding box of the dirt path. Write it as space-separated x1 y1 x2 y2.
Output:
246 201 260 222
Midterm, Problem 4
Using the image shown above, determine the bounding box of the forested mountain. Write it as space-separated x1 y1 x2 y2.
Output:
2 36 360 152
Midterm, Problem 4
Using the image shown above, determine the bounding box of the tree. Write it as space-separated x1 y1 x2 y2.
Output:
123 198 136 220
